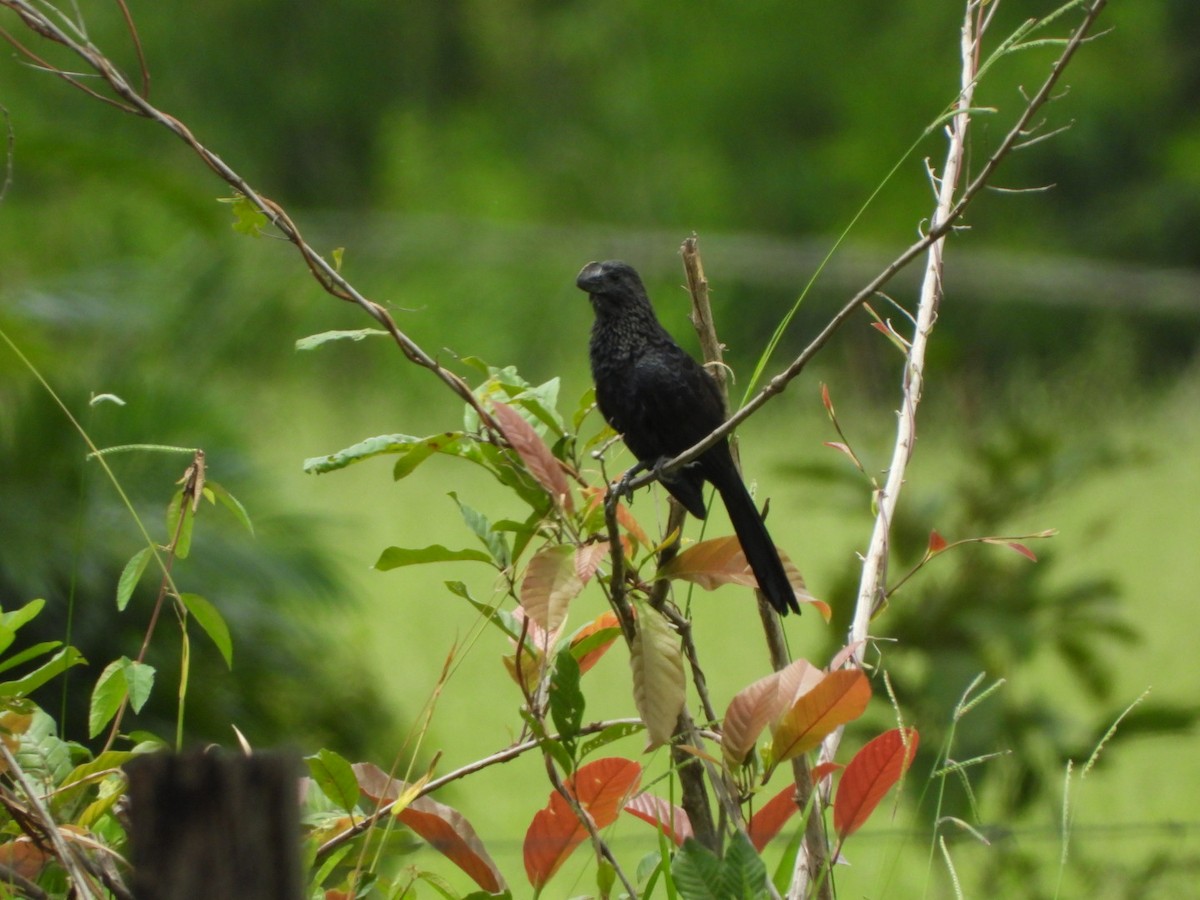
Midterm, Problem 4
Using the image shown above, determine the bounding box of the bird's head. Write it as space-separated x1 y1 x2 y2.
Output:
575 260 650 313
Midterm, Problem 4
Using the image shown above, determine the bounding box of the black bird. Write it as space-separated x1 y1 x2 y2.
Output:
577 259 800 616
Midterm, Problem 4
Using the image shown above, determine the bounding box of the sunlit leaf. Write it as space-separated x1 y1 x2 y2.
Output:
834 727 920 839
631 607 685 749
0 599 44 633
770 669 872 765
0 647 85 698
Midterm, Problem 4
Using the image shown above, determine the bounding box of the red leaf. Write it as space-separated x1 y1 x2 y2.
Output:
623 792 693 845
1006 541 1038 561
492 401 574 512
524 788 582 890
811 761 843 784
747 785 799 852
820 382 834 413
928 529 947 553
523 758 642 889
351 763 507 893
833 727 920 840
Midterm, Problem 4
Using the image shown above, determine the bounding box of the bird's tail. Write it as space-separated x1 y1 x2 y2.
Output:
712 471 800 616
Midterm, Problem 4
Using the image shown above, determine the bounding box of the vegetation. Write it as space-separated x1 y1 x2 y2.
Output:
0 0 1197 897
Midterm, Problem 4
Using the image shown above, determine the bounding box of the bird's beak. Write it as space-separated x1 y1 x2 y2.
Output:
576 261 605 293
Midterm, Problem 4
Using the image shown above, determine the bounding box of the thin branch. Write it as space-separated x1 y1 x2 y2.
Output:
314 718 643 860
0 0 501 435
615 0 1108 501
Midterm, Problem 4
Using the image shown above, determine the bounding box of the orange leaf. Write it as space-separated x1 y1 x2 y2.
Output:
571 757 643 829
811 761 843 784
722 659 821 767
351 763 507 894
660 535 757 590
519 545 583 635
524 789 585 890
569 612 622 675
624 792 693 845
659 536 826 618
747 785 799 852
492 401 574 512
398 795 508 893
833 727 920 840
524 758 642 889
770 669 872 764
0 837 48 880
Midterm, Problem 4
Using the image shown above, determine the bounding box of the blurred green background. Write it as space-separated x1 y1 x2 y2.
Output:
1 0 1198 895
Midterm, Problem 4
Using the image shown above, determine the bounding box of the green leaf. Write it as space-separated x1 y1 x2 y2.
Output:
671 839 724 900
294 328 388 351
0 625 15 658
165 488 195 559
206 481 254 536
223 193 268 236
450 492 511 568
179 593 233 669
303 433 419 474
718 832 770 899
0 598 44 632
306 748 361 813
0 646 85 698
445 582 523 641
0 640 61 676
116 547 153 611
393 433 470 480
124 660 155 713
549 649 584 754
578 721 643 759
374 545 492 571
89 659 130 739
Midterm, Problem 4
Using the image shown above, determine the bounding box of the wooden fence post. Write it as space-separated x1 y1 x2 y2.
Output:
124 750 302 900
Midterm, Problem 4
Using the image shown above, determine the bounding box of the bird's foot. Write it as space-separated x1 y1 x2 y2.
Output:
609 460 649 503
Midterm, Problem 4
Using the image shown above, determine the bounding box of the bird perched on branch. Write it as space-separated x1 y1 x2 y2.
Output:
577 259 800 616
